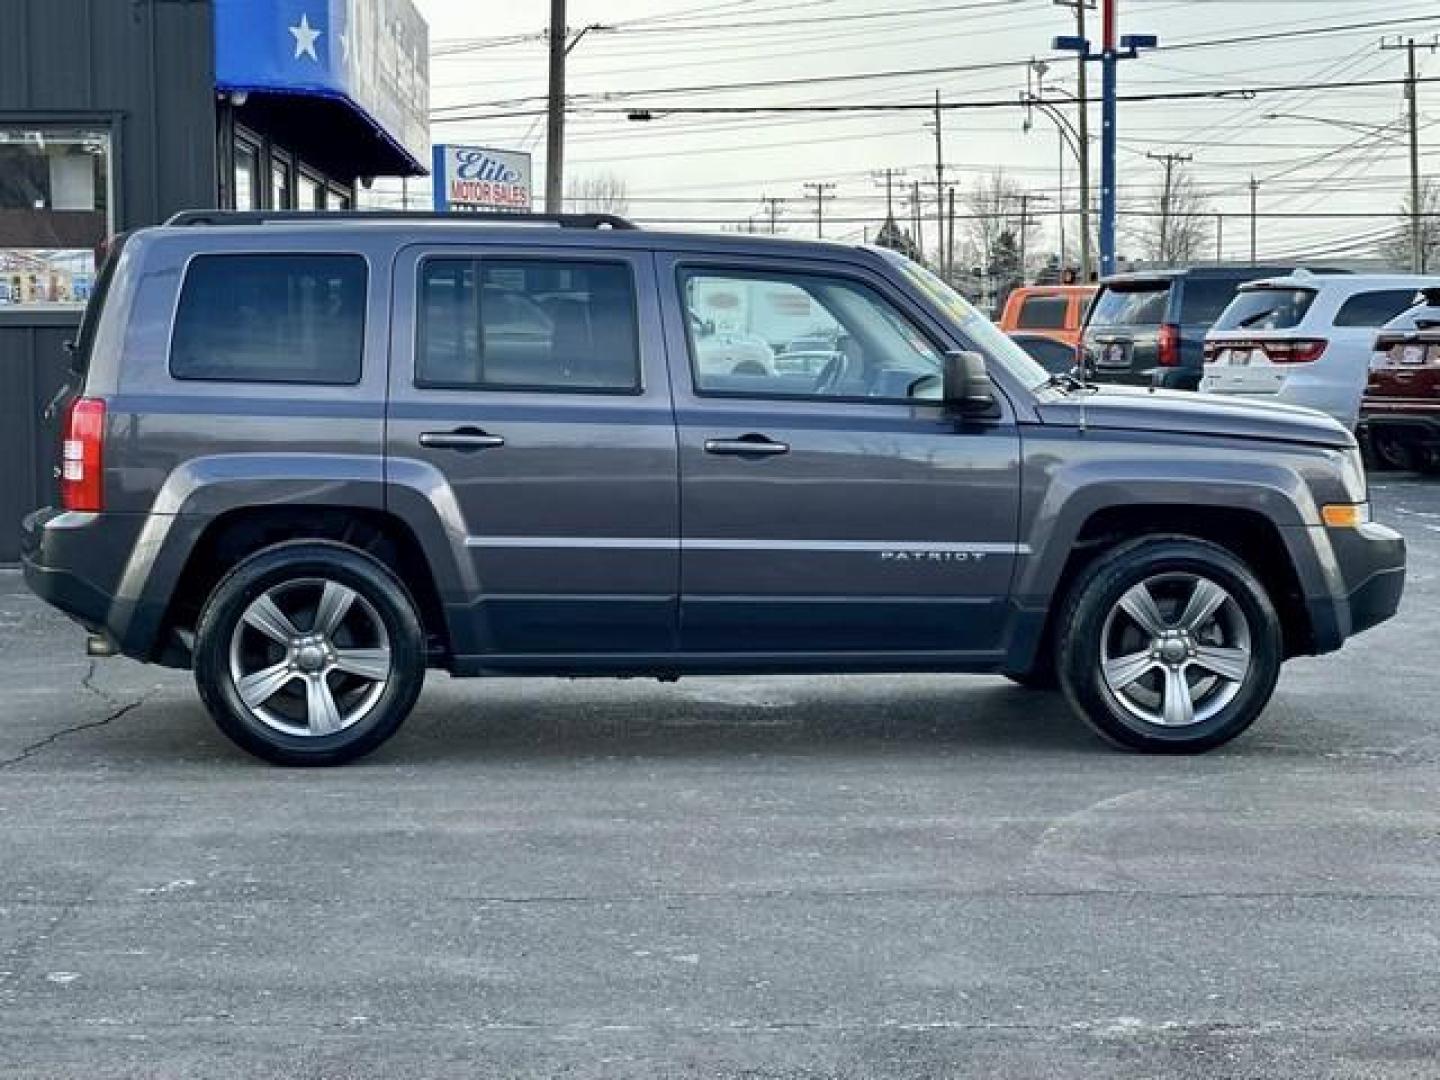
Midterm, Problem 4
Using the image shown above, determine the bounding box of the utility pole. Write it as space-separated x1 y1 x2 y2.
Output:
947 187 957 278
1147 151 1192 264
544 0 567 214
1055 0 1095 280
1215 213 1223 263
910 180 925 262
759 195 784 235
1381 36 1438 272
1017 192 1050 283
802 182 836 238
928 90 947 277
1249 176 1259 266
872 168 907 220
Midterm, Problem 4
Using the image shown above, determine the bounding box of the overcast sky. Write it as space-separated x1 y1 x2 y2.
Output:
394 0 1438 262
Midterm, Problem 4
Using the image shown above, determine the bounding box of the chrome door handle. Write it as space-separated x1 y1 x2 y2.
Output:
420 430 506 451
704 435 790 457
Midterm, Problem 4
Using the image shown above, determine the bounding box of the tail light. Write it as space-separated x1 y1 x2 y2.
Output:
1265 339 1328 364
60 397 105 512
1207 338 1329 365
1157 323 1181 367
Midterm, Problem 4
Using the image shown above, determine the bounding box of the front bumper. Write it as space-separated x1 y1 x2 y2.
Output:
1302 521 1406 653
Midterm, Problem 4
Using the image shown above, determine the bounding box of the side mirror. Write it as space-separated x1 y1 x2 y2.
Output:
943 350 1001 418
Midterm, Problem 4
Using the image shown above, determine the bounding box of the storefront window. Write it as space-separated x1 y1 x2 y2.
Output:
299 173 324 211
0 126 112 308
234 141 259 210
271 160 292 210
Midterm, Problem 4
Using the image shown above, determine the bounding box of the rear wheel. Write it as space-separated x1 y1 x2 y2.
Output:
193 541 426 766
1058 537 1282 753
1368 431 1416 472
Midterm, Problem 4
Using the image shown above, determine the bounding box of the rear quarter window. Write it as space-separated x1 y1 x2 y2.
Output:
170 254 367 384
1333 289 1423 328
1016 295 1069 330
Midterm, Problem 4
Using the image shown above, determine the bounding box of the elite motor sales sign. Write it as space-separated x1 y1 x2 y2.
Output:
432 146 532 212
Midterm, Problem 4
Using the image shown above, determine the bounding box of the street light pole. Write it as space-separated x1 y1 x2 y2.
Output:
1054 4 1156 279
1099 0 1118 278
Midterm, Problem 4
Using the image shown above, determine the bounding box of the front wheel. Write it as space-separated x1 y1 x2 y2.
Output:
193 541 427 766
1057 537 1282 753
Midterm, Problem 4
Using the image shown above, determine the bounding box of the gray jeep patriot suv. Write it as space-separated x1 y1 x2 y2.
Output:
22 211 1405 764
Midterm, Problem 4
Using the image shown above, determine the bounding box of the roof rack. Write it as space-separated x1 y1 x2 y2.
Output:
164 210 639 230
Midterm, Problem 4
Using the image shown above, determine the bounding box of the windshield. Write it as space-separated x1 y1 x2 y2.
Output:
1089 283 1171 327
878 249 1051 390
1213 286 1317 332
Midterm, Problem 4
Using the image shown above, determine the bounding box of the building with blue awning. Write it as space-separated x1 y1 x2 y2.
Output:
0 0 430 561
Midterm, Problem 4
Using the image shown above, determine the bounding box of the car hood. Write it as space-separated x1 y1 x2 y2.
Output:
1035 384 1353 448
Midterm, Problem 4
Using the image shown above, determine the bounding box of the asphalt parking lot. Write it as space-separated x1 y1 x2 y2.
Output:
2 476 1438 1079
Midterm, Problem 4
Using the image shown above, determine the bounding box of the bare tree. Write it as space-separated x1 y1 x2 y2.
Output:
965 169 1023 277
565 172 631 216
1378 178 1440 272
1134 161 1210 267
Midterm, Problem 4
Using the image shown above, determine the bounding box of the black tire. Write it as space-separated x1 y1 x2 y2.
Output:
1057 536 1282 754
1369 432 1416 472
193 541 426 766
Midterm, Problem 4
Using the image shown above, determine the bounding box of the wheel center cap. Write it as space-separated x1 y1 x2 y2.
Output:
296 645 326 672
1158 635 1189 664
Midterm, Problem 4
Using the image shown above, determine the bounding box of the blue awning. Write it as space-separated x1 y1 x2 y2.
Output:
214 0 430 177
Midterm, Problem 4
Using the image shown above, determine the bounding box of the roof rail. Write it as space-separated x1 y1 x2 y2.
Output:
163 210 640 230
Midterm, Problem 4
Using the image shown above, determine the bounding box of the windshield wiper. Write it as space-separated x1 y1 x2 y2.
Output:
1043 370 1094 394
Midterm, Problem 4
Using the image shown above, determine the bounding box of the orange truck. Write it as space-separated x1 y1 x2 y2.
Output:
996 285 1097 347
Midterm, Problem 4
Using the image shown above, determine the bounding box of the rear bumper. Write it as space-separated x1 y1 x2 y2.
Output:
21 508 158 657
1087 366 1200 390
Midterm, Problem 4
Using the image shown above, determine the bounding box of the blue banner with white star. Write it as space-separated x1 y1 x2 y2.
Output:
215 0 430 173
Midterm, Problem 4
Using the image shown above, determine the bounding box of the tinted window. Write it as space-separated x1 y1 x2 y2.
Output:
683 269 942 401
171 254 366 384
1334 289 1423 328
1017 295 1069 330
418 259 640 392
1089 284 1171 327
1178 278 1244 325
1213 287 1317 331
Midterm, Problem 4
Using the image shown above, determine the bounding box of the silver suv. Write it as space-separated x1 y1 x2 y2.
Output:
21 212 1405 764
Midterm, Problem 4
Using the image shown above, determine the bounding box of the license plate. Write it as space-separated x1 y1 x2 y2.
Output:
1101 343 1127 367
1403 344 1426 365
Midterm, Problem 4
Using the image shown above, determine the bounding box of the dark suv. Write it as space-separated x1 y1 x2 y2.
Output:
22 212 1405 764
1082 266 1323 391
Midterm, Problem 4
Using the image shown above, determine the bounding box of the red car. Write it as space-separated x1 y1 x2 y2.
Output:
1361 287 1440 472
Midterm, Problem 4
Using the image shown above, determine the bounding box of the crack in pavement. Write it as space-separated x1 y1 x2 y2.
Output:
0 662 154 769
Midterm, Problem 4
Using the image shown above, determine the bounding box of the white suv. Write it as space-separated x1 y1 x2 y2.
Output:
1200 272 1438 427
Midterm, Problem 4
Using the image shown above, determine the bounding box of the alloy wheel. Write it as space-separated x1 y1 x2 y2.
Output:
228 579 392 738
1098 571 1252 728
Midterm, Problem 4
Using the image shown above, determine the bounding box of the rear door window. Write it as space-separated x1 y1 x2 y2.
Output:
170 254 367 384
1089 284 1171 327
1334 289 1424 328
1212 287 1317 332
416 258 641 392
1016 295 1068 330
